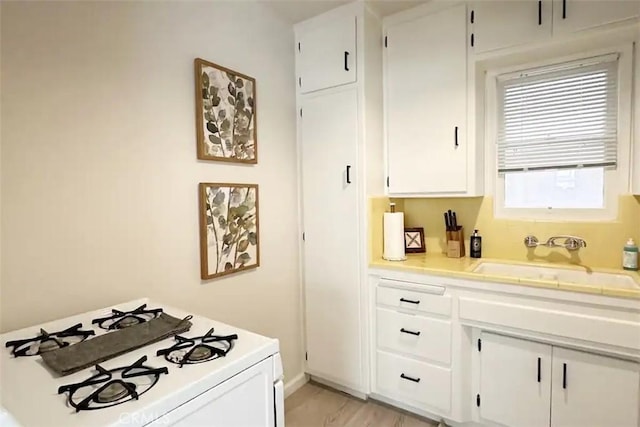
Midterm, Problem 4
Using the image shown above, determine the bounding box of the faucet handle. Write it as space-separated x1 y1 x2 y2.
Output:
524 235 539 248
565 237 587 251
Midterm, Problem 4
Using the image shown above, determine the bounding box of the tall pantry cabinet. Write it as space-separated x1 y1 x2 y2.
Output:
295 3 383 393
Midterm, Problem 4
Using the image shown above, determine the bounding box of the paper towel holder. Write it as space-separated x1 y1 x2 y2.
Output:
404 227 426 253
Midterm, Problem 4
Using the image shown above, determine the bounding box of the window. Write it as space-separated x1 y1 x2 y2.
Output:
491 51 630 220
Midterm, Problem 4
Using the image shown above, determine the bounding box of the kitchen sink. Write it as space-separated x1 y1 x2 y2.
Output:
472 261 640 290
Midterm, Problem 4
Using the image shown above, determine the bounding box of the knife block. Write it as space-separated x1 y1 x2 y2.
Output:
446 227 466 258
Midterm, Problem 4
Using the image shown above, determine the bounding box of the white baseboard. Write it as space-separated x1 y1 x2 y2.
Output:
284 372 308 398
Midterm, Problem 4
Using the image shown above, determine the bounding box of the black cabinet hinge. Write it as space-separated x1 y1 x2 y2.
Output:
478 338 482 351
476 394 481 407
471 33 475 47
386 176 389 187
384 36 388 48
470 10 475 23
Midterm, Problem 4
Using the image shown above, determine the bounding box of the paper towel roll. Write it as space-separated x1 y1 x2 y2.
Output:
383 212 406 261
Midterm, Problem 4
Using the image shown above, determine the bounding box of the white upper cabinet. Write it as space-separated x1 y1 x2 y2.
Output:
471 0 552 53
550 347 640 427
296 12 357 94
553 0 640 34
385 3 473 195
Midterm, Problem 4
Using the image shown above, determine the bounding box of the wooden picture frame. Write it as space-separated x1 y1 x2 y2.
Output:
195 58 257 163
199 183 260 279
404 227 426 253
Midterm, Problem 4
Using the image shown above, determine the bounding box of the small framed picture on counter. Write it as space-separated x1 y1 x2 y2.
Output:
404 227 426 253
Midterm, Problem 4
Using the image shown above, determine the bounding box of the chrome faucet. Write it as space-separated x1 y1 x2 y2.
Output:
524 235 587 251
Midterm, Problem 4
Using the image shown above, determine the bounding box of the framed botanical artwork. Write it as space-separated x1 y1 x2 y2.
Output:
404 227 426 253
199 183 260 279
195 58 257 163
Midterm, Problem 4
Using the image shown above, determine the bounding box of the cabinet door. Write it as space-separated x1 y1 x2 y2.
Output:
551 347 640 427
297 13 356 94
301 88 361 389
471 0 552 53
553 0 640 34
385 4 468 195
480 333 552 427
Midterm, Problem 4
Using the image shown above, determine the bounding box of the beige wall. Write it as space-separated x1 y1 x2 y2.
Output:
0 1 303 381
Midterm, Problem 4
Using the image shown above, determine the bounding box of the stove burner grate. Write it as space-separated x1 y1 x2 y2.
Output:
5 323 95 357
156 328 238 367
58 355 168 411
91 303 163 330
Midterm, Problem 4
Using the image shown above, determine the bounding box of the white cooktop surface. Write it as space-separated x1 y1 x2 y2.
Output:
0 298 279 427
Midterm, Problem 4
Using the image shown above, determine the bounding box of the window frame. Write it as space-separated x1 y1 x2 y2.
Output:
485 44 633 222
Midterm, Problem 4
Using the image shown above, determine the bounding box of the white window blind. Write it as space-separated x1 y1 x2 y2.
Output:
497 54 619 173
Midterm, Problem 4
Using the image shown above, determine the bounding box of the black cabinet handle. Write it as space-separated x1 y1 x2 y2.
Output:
538 1 542 25
346 165 351 184
400 373 420 383
400 297 420 305
562 0 567 19
344 51 350 71
454 126 459 148
563 363 567 389
400 328 421 336
537 357 541 382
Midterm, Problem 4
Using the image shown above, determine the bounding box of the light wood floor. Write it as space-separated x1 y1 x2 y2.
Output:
285 382 438 427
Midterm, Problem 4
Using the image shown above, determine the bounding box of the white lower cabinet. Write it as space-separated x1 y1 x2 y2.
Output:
479 333 552 427
373 280 453 416
551 347 640 427
479 332 640 427
371 271 640 426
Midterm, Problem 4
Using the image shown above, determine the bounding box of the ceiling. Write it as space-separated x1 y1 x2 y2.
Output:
266 0 429 24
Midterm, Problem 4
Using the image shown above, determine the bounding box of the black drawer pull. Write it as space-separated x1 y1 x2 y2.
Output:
537 357 541 382
399 297 420 305
400 328 421 336
400 373 421 383
344 51 350 71
346 165 351 184
563 363 567 389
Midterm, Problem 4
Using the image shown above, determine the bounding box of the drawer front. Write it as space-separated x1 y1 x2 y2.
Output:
376 350 451 414
377 284 451 317
376 308 451 364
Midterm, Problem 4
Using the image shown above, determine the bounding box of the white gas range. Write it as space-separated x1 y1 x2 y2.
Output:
0 298 285 427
